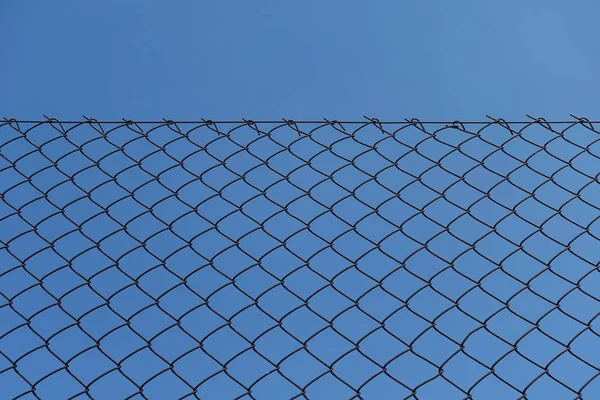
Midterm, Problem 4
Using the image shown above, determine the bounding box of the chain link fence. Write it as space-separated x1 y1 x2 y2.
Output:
3 117 600 399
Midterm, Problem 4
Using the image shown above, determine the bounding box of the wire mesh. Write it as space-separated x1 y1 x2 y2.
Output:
3 117 600 399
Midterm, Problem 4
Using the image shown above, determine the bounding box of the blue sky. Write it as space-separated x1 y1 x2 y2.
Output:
3 2 600 399
2 1 600 121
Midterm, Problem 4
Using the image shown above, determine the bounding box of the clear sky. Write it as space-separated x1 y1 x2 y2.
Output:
2 1 600 121
3 2 600 400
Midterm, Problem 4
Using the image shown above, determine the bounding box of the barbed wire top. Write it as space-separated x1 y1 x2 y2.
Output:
2 117 600 399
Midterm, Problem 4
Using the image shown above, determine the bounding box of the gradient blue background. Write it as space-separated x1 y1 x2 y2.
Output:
3 1 600 400
2 1 600 121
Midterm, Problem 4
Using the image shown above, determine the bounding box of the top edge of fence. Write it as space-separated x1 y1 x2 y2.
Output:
0 117 598 125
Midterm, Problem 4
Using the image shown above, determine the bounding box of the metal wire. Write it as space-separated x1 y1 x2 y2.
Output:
2 117 600 399
0 114 597 125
